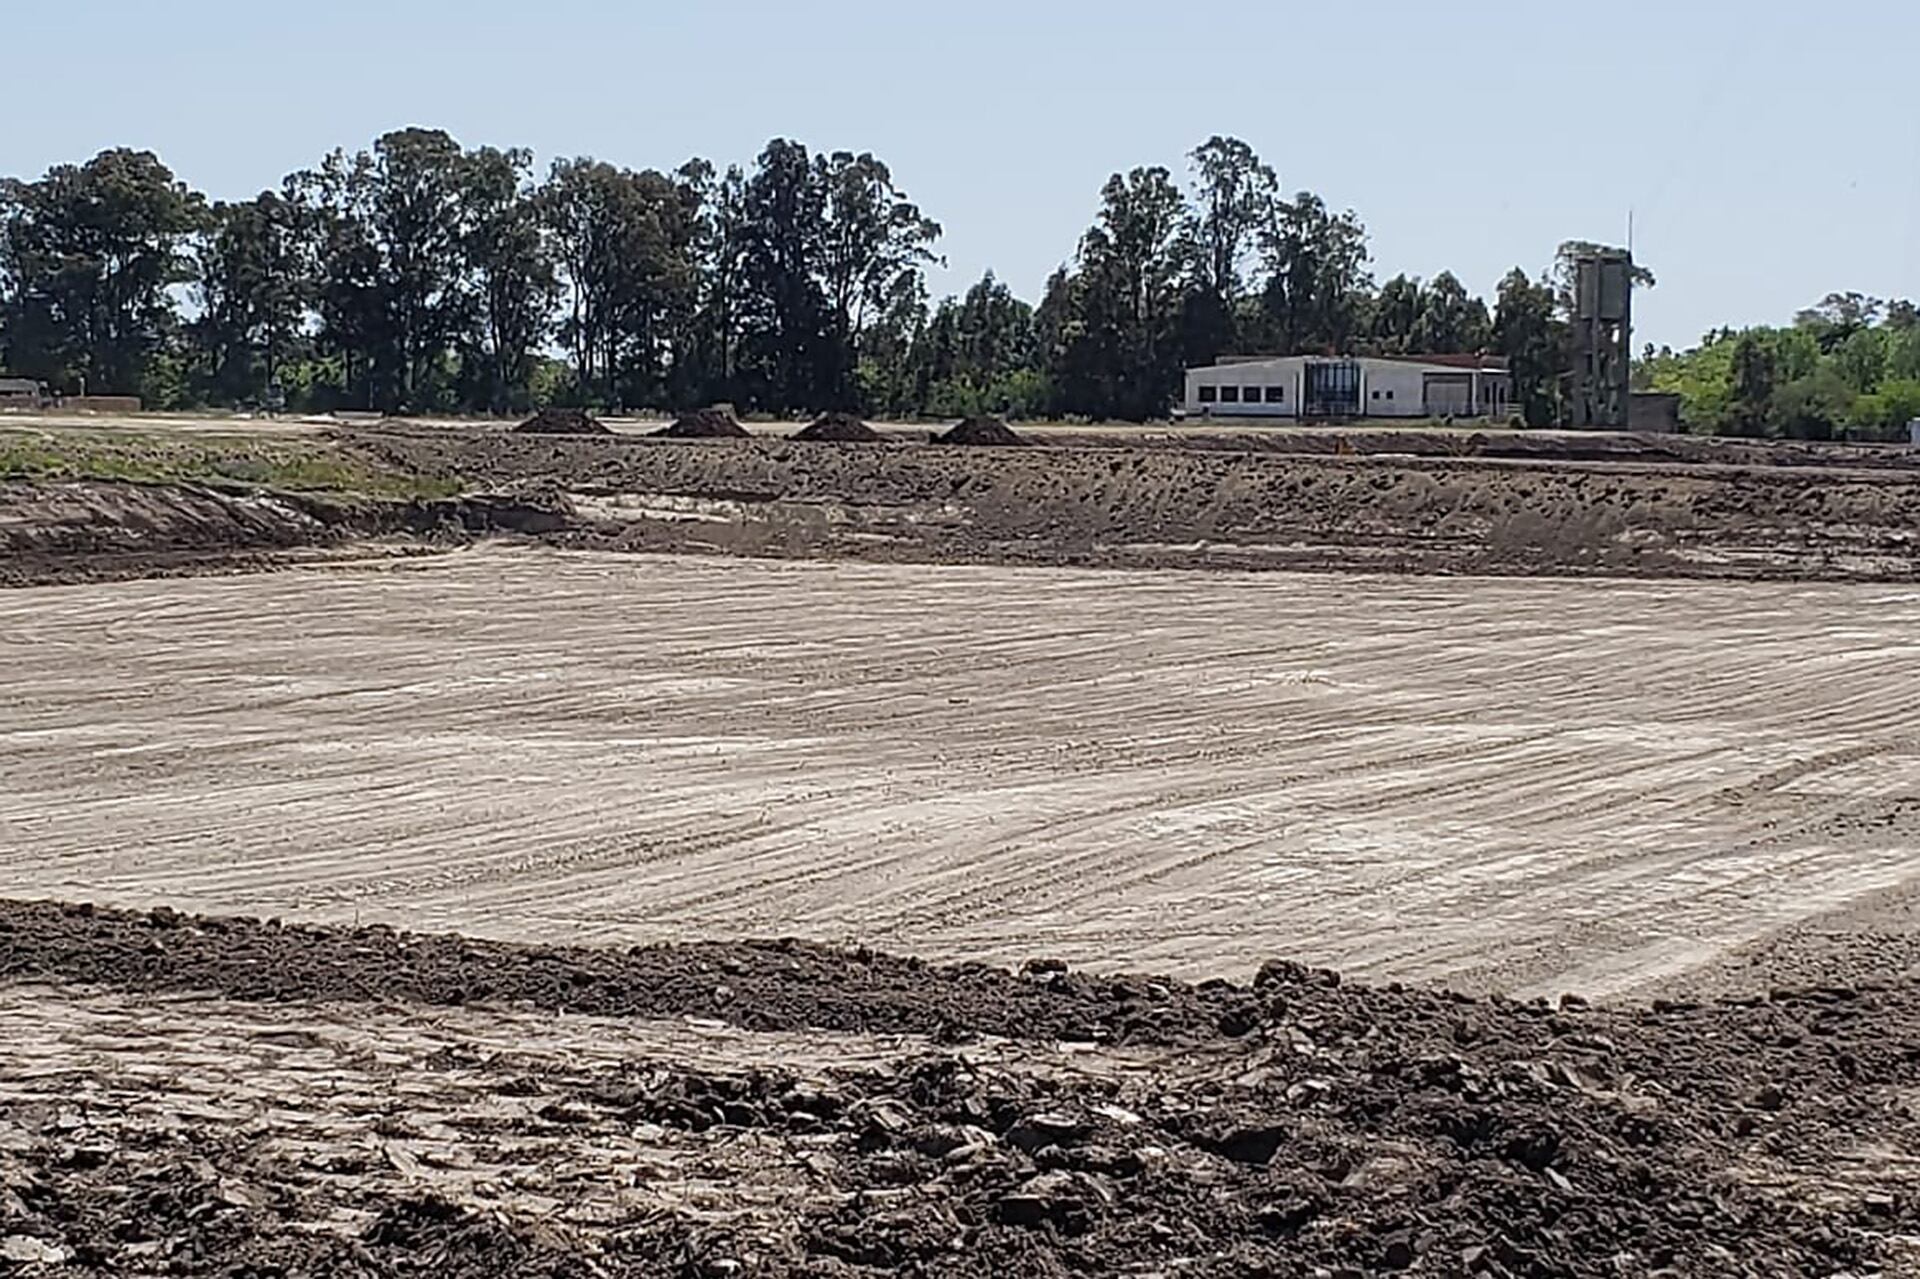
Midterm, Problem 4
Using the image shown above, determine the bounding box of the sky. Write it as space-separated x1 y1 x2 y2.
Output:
6 0 1918 351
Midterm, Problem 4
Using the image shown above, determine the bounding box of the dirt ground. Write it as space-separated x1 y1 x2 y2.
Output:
346 429 1920 582
9 418 1920 1274
6 547 1920 998
5 899 1920 1276
10 418 1920 586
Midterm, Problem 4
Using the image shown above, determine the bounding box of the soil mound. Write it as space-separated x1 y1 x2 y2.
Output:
793 412 883 443
7 898 1920 1277
512 408 609 436
936 416 1028 446
654 408 750 439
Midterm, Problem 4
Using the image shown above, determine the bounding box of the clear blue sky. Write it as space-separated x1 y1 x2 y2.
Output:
8 0 1918 350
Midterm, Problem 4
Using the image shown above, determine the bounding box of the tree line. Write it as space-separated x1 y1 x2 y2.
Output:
1639 293 1920 441
0 129 1689 424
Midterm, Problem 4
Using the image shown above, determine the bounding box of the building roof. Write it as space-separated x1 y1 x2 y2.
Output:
1371 353 1509 372
0 377 45 393
1193 354 1509 375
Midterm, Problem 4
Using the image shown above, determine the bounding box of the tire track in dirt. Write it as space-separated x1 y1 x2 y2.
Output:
5 548 1920 992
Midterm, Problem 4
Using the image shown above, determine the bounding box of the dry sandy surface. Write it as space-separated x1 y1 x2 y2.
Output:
6 547 1920 999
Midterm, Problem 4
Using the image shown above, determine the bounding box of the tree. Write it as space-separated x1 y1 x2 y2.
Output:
812 151 941 409
680 159 753 406
1413 271 1491 354
1795 291 1882 350
1369 273 1422 355
0 149 204 395
1770 366 1851 440
1052 167 1194 419
735 139 829 411
951 271 1036 386
1889 325 1920 381
856 271 929 417
360 129 471 410
1729 333 1776 435
457 146 555 413
1035 266 1094 416
908 270 1039 415
1549 240 1656 306
1186 136 1276 302
1493 268 1562 426
188 190 311 405
294 129 473 411
295 149 389 409
1257 193 1371 355
539 157 700 407
1832 326 1886 395
1847 379 1920 438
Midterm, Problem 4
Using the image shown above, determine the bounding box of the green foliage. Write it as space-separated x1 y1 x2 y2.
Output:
1368 274 1422 355
1651 300 1920 441
1183 135 1278 368
1771 367 1853 440
1043 167 1195 420
0 149 204 395
1847 379 1920 437
538 155 700 409
12 133 1909 437
1493 269 1563 427
1412 271 1491 355
1729 334 1776 435
1255 192 1371 356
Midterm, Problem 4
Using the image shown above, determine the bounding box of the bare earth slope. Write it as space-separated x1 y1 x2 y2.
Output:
349 431 1920 581
9 423 1920 585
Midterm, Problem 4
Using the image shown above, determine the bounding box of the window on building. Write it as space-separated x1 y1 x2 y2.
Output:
1371 390 1381 400
1243 386 1262 404
1265 386 1286 403
1220 386 1240 403
1386 390 1395 401
1198 385 1217 403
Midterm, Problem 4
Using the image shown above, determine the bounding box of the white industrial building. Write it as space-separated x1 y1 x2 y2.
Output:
1183 354 1512 421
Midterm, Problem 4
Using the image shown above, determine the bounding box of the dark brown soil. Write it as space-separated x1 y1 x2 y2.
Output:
793 412 884 443
0 898 1233 1045
16 427 1920 588
512 407 610 435
654 408 751 439
348 431 1920 584
4 898 1920 1275
937 416 1029 446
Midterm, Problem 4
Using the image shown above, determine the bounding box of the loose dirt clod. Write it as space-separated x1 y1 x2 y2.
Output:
5 898 1920 1277
653 408 750 439
793 412 883 443
512 408 610 435
936 416 1029 446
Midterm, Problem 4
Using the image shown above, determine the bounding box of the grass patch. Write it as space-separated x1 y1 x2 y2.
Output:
0 430 463 501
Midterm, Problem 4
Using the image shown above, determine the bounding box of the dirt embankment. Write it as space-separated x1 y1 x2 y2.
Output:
1040 426 1920 470
352 431 1920 581
4 898 1918 1277
0 480 565 586
11 427 1920 586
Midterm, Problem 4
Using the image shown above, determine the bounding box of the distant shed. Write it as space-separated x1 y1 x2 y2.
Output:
1628 392 1682 434
0 377 45 408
